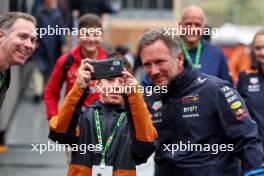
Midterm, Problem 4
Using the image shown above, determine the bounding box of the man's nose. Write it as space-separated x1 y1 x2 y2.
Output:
150 64 160 76
24 38 35 50
87 35 96 41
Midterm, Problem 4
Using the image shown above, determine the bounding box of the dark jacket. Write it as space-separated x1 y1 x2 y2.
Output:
0 69 10 109
237 66 264 149
71 0 116 17
144 61 264 176
33 5 65 74
49 83 157 176
187 39 232 82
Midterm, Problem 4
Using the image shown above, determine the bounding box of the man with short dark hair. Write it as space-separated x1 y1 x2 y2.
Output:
139 28 264 176
0 12 37 153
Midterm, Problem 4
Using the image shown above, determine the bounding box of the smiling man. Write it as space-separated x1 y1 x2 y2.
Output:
0 12 37 153
139 28 264 176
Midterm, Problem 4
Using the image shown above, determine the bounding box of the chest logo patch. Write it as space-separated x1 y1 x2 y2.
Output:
152 101 162 111
180 95 199 104
249 77 259 85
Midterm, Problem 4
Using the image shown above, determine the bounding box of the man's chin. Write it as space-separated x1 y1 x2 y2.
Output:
13 58 26 65
185 36 201 43
154 80 168 87
105 99 123 106
85 46 97 52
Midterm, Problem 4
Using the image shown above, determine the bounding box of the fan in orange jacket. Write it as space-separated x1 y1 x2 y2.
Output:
49 56 158 176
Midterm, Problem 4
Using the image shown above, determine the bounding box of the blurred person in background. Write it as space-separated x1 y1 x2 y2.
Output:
32 0 66 102
69 0 118 47
70 0 117 18
0 12 37 153
9 0 27 12
178 6 232 82
141 5 232 87
115 45 135 69
32 0 72 29
229 43 258 84
202 24 211 42
44 13 107 121
237 29 264 149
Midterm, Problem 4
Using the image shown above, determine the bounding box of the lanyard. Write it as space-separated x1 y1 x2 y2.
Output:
181 40 202 69
94 109 126 168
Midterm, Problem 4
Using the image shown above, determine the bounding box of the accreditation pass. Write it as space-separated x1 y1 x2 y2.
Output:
92 165 113 176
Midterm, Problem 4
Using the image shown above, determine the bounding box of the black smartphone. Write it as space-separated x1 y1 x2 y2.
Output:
87 58 124 80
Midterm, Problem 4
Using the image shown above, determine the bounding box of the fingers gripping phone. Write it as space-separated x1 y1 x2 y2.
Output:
87 58 124 80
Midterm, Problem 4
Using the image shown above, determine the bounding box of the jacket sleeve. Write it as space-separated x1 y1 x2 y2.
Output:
48 82 84 144
126 85 158 164
236 71 246 97
218 51 233 84
214 83 264 173
44 56 66 120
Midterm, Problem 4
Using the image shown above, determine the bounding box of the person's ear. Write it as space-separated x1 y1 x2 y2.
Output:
176 52 185 68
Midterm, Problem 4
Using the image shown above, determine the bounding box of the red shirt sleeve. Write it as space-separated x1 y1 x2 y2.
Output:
44 55 67 120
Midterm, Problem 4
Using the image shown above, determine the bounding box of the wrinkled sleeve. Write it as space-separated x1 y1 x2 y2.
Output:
48 83 84 144
214 83 264 173
126 85 158 164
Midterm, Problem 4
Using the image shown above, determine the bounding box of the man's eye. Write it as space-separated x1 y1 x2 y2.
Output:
195 23 202 27
106 78 115 82
31 38 37 44
19 34 27 40
144 63 150 68
157 60 165 65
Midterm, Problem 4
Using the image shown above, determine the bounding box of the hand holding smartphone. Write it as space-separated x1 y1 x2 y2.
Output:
86 58 124 80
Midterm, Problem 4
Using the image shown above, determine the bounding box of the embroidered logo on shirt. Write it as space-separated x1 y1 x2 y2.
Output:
231 101 242 110
249 77 259 84
182 105 199 118
196 77 207 84
180 95 199 104
152 101 162 111
235 108 248 121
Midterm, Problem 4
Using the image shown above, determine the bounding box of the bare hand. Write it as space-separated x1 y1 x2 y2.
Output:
122 69 138 94
76 58 94 88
